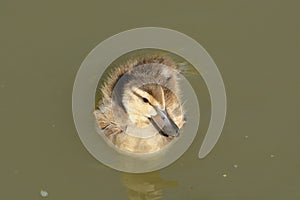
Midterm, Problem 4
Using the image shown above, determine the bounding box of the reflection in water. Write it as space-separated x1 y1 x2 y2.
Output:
121 172 178 200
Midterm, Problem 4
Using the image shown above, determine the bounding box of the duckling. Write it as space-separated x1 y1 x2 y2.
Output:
94 55 185 153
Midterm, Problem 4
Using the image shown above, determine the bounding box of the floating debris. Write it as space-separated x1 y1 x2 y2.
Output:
270 154 275 158
244 135 249 139
222 173 227 178
40 190 48 198
233 164 238 168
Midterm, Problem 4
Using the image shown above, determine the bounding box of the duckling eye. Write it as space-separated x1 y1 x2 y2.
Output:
142 97 149 103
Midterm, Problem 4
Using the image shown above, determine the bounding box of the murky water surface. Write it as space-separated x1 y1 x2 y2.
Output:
1 1 299 199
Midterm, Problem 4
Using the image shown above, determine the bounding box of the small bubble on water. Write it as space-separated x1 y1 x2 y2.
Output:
222 173 227 178
40 190 48 198
270 154 275 158
233 164 238 168
244 135 249 139
51 124 56 128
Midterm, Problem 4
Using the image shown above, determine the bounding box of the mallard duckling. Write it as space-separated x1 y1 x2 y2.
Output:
94 55 185 153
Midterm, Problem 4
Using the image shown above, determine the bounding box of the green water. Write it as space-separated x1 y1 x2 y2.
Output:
1 1 299 199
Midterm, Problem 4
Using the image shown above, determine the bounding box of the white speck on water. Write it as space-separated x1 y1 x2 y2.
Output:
233 164 238 168
244 135 249 139
40 190 48 198
51 124 56 128
270 154 275 158
222 173 227 178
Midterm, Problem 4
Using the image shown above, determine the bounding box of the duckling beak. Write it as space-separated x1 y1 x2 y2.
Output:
150 108 180 137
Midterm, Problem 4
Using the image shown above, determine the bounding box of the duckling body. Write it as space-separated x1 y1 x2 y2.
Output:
94 55 185 153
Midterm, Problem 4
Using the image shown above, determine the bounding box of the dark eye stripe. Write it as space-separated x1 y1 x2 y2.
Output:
133 91 150 104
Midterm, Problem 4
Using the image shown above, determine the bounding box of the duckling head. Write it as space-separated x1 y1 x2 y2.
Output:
121 83 180 137
110 62 184 138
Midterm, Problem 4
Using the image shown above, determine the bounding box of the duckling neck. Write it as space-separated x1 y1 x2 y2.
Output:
125 124 158 138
